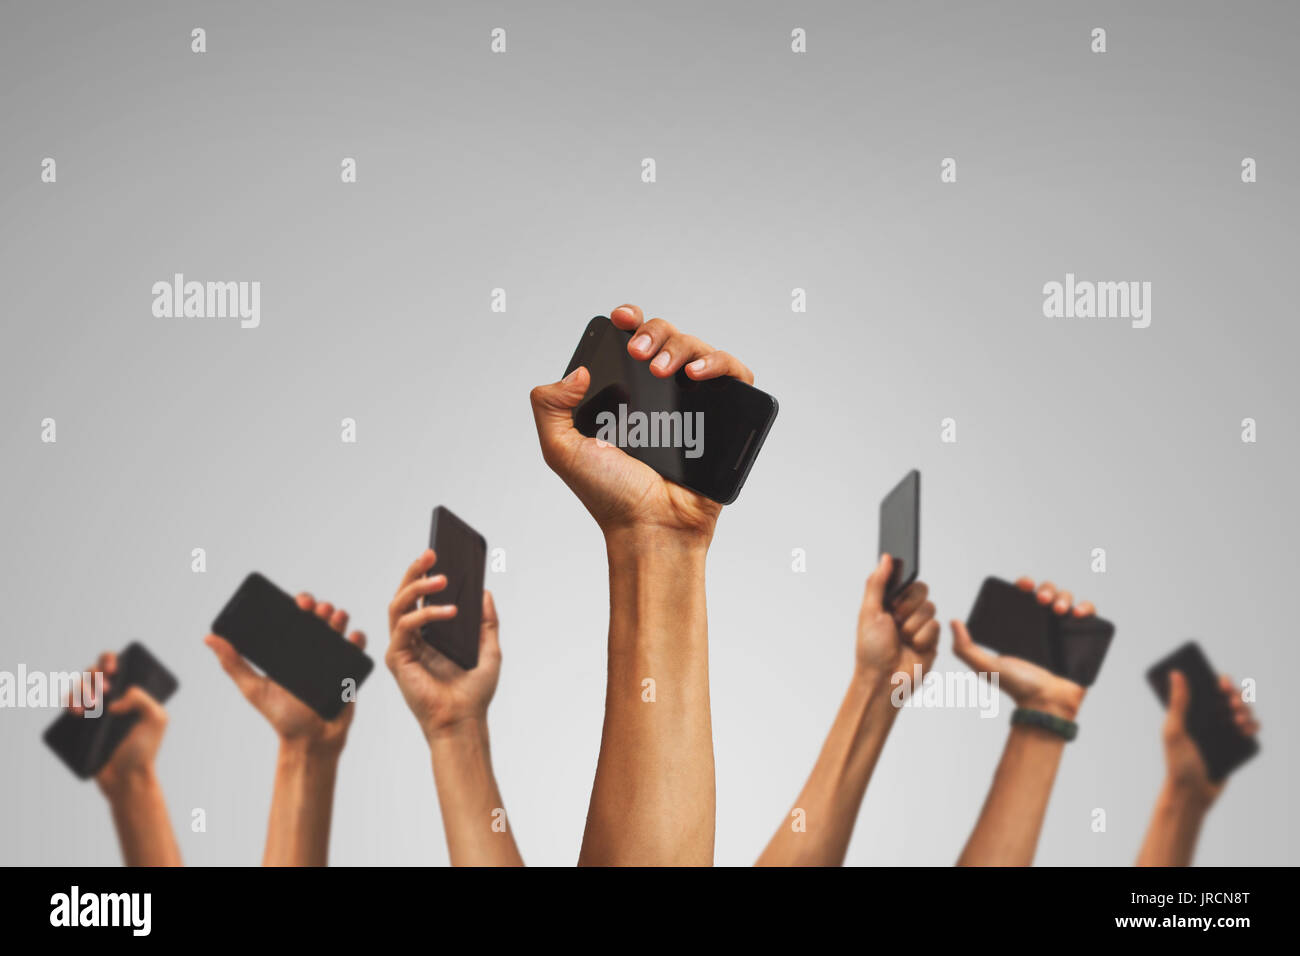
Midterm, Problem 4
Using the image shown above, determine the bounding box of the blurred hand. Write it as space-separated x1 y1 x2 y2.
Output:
71 651 170 795
205 594 365 753
951 577 1094 720
386 549 502 742
857 553 940 696
529 304 756 542
1162 670 1259 806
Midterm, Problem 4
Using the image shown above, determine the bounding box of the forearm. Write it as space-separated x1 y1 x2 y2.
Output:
958 724 1066 866
262 741 340 866
1136 781 1212 866
429 720 524 866
101 769 182 867
757 673 899 866
580 529 713 866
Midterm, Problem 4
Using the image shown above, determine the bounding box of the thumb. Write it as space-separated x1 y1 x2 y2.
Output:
951 619 995 673
529 367 590 466
1165 670 1190 730
863 553 891 613
204 633 265 705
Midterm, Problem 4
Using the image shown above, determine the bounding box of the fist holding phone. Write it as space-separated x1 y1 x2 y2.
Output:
386 547 502 742
529 304 776 543
952 577 1105 719
857 553 940 693
205 590 368 752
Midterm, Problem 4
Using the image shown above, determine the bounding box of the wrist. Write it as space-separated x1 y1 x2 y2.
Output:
424 714 490 747
97 764 159 802
604 524 712 560
277 735 344 766
1018 688 1083 722
1160 775 1217 814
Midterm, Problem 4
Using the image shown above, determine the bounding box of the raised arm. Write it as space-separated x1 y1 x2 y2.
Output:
757 554 938 866
81 651 182 866
954 578 1094 866
1137 671 1259 866
530 303 754 865
205 594 365 866
386 549 523 866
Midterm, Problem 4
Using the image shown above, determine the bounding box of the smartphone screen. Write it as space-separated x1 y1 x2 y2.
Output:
967 577 1056 670
565 316 779 504
966 577 1116 687
1147 641 1259 781
421 506 486 670
211 573 373 719
43 643 179 780
878 469 920 605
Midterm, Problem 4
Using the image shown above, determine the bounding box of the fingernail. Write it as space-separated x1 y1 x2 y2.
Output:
612 305 632 319
1054 599 1068 612
563 367 581 384
631 334 651 354
651 351 670 370
688 359 706 373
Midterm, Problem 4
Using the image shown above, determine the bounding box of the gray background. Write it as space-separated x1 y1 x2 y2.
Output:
1 0 1295 866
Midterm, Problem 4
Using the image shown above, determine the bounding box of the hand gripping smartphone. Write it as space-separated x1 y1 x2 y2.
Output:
564 316 779 505
966 577 1115 687
421 506 486 670
1146 641 1259 781
43 642 179 780
878 469 920 606
211 572 374 719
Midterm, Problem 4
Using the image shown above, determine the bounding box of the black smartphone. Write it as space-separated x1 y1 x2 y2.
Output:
878 469 920 605
211 572 374 719
421 506 486 670
966 577 1115 687
43 643 179 780
1146 642 1259 782
564 316 779 505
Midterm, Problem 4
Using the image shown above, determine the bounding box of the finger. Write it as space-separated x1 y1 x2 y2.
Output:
296 592 315 612
390 551 439 628
1015 577 1036 592
529 367 591 469
627 317 676 361
902 601 937 637
479 590 501 661
1052 590 1073 615
862 553 891 613
107 686 166 724
313 602 335 622
204 633 265 703
891 580 929 622
98 651 118 677
685 350 755 385
398 549 437 591
1166 670 1191 727
393 604 458 641
391 574 449 620
951 619 996 673
328 607 350 633
1036 582 1057 605
649 331 712 378
1241 718 1261 736
912 618 941 655
1072 601 1096 618
347 630 367 652
609 304 644 330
